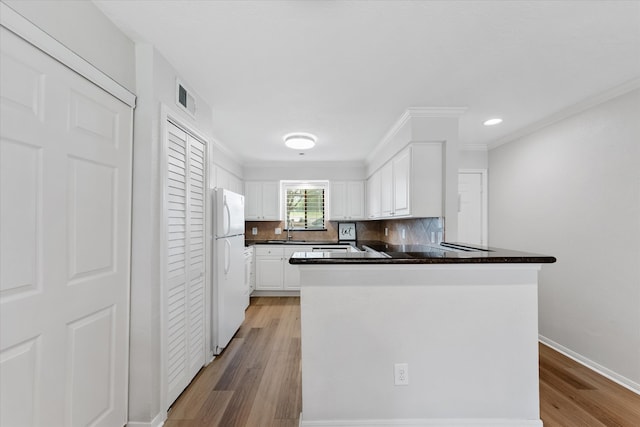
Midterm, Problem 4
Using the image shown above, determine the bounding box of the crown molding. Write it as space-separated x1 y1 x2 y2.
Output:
366 107 467 164
488 77 640 150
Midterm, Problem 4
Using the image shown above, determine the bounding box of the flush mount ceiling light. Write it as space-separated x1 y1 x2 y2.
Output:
483 118 503 126
284 132 316 150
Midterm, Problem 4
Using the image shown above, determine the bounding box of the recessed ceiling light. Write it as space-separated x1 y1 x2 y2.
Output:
483 118 503 126
284 132 316 150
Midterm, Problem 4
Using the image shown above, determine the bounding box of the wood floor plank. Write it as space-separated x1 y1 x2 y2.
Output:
274 337 302 420
169 338 243 419
166 298 640 427
539 380 609 427
539 343 640 427
244 347 291 426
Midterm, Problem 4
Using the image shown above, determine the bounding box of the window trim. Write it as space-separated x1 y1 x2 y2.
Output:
281 180 329 231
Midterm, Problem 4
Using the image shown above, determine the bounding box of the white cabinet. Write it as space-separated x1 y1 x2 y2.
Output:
283 246 304 290
370 143 443 219
392 148 411 217
244 246 255 303
380 162 394 217
366 171 381 219
245 181 280 220
255 246 284 290
330 181 366 220
255 245 306 291
214 164 243 194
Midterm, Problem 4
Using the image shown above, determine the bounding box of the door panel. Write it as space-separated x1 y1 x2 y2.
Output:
0 27 132 427
187 135 205 378
67 158 116 282
458 172 485 245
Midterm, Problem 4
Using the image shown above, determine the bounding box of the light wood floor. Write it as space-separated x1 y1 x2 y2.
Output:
166 297 640 427
539 342 640 426
165 297 301 427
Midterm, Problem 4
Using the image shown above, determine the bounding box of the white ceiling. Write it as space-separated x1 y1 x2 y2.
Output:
94 0 640 164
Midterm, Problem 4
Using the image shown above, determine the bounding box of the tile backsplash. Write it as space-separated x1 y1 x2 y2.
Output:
379 217 444 245
245 217 443 245
245 220 382 242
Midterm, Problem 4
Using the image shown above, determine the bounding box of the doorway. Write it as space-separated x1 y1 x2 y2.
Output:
458 169 488 246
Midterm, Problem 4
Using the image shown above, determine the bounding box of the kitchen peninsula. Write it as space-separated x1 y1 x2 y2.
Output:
291 243 555 427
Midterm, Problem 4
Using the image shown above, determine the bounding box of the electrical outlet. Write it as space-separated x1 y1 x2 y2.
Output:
401 229 406 240
275 227 282 235
384 227 388 236
252 227 258 235
394 363 409 386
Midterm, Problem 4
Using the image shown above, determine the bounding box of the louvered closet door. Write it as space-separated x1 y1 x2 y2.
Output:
165 121 206 407
187 134 205 379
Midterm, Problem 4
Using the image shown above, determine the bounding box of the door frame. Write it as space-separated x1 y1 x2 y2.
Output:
458 169 489 246
159 104 211 412
0 2 135 108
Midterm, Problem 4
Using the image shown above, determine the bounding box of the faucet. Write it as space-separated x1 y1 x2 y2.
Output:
287 218 293 241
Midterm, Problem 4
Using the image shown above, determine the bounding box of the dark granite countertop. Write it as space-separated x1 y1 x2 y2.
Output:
289 240 556 264
245 239 353 246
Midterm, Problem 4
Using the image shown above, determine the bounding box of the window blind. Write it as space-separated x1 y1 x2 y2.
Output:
284 185 326 230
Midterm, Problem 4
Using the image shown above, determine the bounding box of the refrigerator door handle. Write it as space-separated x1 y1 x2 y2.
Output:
224 238 231 275
223 195 231 236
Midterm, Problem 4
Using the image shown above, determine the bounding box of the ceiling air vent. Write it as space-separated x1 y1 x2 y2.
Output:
176 79 196 117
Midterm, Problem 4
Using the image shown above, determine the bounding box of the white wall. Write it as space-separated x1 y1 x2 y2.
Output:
244 162 365 181
489 88 640 391
300 264 542 424
459 148 488 170
129 44 220 424
3 0 136 92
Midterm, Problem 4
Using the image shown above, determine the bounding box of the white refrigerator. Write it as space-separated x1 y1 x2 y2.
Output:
212 188 247 355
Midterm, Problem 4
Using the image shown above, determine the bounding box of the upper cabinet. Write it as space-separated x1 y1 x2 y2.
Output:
245 181 280 220
214 164 244 195
366 172 381 219
367 143 443 219
330 181 366 220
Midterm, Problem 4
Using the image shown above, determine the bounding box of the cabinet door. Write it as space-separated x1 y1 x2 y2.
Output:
244 181 262 219
347 181 365 219
380 162 394 217
330 181 347 220
230 175 244 195
255 257 284 290
393 148 411 216
367 172 381 219
283 246 304 290
215 165 229 190
261 181 280 220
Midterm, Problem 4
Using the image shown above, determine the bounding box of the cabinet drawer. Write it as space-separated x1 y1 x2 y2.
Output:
255 246 284 257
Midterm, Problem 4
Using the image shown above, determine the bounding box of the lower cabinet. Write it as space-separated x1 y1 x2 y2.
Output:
283 247 302 290
255 245 306 291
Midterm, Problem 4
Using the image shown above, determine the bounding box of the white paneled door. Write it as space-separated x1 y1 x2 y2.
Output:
164 121 206 407
458 170 487 246
0 27 132 426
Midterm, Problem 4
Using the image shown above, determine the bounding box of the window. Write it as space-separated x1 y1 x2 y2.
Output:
282 181 328 230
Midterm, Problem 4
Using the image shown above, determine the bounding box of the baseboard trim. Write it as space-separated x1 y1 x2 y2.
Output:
539 335 640 395
251 290 300 297
299 417 542 427
127 411 166 427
